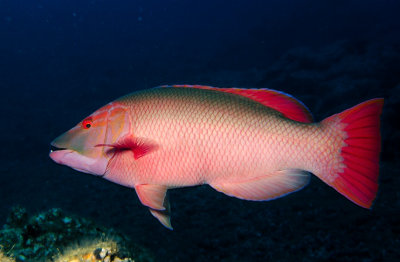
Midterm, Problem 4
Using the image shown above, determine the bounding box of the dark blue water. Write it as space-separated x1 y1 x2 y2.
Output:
1 1 399 261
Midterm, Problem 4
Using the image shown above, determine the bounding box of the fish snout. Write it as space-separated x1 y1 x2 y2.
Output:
49 148 73 165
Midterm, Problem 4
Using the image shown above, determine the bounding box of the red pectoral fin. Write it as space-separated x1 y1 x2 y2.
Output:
96 135 159 160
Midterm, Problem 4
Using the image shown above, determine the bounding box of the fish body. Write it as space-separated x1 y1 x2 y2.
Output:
50 85 383 229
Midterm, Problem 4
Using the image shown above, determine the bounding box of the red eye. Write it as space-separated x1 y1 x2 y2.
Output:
82 118 93 129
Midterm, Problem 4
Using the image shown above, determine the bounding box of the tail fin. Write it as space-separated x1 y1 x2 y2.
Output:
321 98 384 208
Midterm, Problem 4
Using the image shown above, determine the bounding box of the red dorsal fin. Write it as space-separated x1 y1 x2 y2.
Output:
96 135 159 160
161 85 313 123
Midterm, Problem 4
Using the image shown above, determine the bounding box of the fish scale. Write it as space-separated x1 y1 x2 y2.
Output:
50 85 383 229
117 88 310 186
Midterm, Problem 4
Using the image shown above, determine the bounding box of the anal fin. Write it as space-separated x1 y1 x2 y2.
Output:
210 170 310 201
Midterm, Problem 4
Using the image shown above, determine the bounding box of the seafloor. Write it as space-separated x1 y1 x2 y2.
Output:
1 41 399 261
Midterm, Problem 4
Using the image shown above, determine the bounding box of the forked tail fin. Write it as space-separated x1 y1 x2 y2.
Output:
321 98 384 208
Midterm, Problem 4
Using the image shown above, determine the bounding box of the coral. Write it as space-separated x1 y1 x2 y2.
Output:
0 207 154 262
53 238 133 262
0 248 15 262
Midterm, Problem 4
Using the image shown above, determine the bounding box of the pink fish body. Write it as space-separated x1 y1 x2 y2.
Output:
50 85 384 229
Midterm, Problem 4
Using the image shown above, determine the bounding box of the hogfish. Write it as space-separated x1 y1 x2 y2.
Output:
49 85 384 229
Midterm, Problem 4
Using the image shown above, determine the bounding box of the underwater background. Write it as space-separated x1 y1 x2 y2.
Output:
0 0 399 261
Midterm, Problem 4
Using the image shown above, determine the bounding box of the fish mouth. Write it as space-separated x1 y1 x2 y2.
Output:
49 141 73 164
49 143 108 176
50 144 66 153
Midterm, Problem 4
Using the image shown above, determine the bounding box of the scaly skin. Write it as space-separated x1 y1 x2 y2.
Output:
105 87 336 187
50 86 383 228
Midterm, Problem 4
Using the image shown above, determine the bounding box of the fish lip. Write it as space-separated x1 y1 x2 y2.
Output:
50 139 69 152
49 148 107 177
50 144 66 153
49 148 74 164
49 140 71 160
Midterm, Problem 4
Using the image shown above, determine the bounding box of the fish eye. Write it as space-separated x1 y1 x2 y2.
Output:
82 118 93 129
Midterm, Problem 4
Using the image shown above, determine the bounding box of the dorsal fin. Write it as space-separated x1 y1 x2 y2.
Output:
161 85 313 123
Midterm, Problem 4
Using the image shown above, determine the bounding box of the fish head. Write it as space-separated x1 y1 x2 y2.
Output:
49 102 130 176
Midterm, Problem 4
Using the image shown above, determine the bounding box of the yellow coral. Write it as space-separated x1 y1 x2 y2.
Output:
53 238 134 262
0 249 15 262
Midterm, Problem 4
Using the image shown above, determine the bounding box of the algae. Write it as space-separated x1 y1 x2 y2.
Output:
0 206 154 262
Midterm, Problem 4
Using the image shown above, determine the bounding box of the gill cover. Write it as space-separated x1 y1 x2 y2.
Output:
50 102 130 175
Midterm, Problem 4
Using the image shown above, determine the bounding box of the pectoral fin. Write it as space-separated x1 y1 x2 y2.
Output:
210 170 310 201
96 135 159 160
